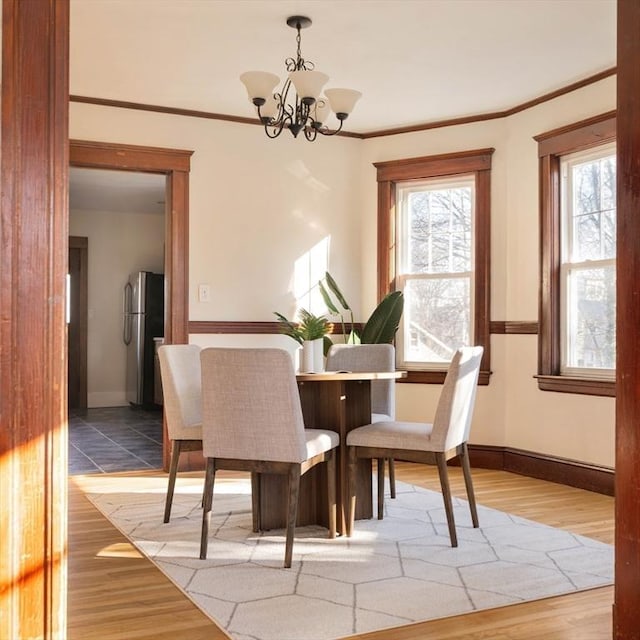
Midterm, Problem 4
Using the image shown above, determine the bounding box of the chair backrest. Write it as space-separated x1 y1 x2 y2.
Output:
157 344 202 440
430 346 484 452
200 347 307 463
326 344 396 419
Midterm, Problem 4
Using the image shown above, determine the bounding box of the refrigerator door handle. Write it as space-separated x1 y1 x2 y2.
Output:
123 282 133 345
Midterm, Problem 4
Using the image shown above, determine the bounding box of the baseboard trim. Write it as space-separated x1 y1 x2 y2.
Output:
463 444 614 496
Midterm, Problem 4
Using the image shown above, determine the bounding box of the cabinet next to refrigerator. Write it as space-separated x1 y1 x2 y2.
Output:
123 271 164 407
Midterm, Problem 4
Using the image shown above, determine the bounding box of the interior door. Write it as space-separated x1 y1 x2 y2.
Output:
68 236 88 409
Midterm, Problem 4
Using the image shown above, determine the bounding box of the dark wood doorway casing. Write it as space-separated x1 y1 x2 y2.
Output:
69 140 192 469
614 1 640 638
0 1 69 638
68 236 88 409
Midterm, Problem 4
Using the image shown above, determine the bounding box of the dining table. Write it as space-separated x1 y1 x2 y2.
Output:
256 369 406 535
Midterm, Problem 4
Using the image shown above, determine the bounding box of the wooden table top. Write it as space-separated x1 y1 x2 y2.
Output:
295 370 407 382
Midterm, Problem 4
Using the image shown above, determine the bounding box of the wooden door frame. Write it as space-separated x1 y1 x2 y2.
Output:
0 1 69 638
614 1 640 637
69 140 192 469
68 236 89 409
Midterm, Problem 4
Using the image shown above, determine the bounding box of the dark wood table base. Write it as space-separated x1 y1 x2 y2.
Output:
257 378 374 534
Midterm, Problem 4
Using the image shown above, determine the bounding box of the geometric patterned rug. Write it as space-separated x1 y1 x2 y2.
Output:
82 474 614 640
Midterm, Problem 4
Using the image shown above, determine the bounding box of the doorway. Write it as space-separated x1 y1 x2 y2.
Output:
68 236 88 410
69 139 193 471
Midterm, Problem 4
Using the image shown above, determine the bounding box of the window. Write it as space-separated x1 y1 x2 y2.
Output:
396 176 474 369
375 149 493 384
535 112 616 396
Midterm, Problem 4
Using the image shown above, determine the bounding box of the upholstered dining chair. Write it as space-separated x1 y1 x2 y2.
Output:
157 344 203 523
346 346 484 547
326 344 398 497
199 347 339 568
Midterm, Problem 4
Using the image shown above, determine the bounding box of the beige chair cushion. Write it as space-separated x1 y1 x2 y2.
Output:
347 420 434 451
158 344 203 441
305 429 340 458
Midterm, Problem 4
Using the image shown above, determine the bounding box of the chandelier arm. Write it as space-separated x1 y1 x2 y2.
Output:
317 118 344 136
304 126 318 142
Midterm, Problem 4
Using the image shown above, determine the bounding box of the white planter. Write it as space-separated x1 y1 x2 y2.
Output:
301 338 325 373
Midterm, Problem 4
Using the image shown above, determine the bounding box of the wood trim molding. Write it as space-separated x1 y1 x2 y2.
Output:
69 139 193 172
462 445 614 496
374 148 495 182
399 370 492 386
188 321 362 336
615 2 640 635
490 321 539 334
535 375 615 397
190 321 283 334
534 111 616 157
190 320 539 336
70 68 616 141
69 95 363 140
0 1 69 638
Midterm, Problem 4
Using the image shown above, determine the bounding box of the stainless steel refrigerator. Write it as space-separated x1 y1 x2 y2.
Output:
123 271 164 406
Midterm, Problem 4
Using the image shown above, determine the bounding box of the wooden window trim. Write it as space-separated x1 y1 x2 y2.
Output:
375 148 494 384
535 112 616 396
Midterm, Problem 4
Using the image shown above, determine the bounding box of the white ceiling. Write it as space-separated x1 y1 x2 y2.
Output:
68 0 616 210
70 0 617 135
69 168 165 215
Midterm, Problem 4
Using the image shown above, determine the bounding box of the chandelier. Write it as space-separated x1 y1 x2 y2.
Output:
240 16 361 141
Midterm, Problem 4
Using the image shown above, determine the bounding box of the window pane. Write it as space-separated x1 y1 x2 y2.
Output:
570 154 616 261
407 186 472 274
402 277 470 364
565 265 616 369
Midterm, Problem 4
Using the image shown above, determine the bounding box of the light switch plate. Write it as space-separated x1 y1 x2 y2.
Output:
198 284 211 303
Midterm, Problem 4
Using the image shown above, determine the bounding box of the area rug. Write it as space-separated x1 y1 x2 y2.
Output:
79 473 613 640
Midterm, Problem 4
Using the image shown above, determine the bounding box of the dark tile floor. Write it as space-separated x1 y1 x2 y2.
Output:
68 406 163 475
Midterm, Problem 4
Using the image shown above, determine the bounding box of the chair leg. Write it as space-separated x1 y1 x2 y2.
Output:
436 453 458 547
377 458 385 520
460 442 479 528
284 465 301 568
388 458 396 498
326 452 336 539
199 458 216 559
163 440 182 523
347 446 357 537
251 472 261 533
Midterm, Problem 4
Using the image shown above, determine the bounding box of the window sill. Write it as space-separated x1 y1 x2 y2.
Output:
535 375 615 397
399 369 491 385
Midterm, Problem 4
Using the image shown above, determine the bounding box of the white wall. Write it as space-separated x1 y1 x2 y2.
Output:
70 75 616 466
69 208 164 407
70 104 363 325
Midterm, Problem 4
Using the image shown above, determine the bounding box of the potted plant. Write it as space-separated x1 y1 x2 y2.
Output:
274 308 332 372
318 272 404 345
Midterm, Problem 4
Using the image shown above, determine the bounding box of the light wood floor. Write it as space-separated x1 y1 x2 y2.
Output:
68 463 614 640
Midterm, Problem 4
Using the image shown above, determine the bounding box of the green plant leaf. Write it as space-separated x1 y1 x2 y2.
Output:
322 335 334 357
360 291 404 344
325 272 351 311
273 311 303 344
298 308 331 340
318 281 340 315
347 329 361 344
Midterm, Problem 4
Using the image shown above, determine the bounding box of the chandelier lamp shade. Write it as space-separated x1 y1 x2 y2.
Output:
240 16 361 141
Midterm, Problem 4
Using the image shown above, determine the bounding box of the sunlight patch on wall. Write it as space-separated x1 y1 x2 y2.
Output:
294 236 330 315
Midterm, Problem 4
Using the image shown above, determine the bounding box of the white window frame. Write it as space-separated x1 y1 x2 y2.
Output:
395 175 476 370
560 142 616 380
